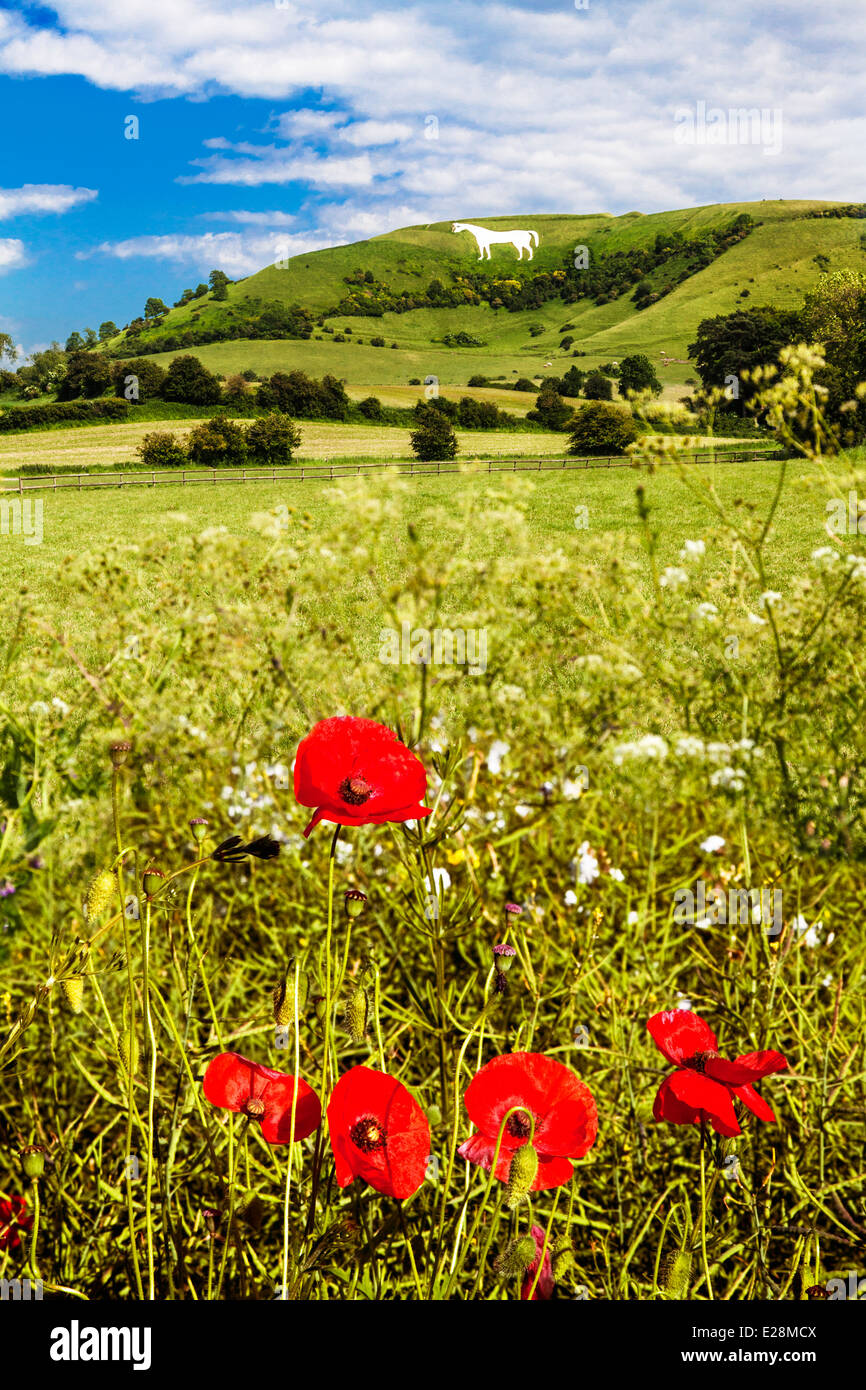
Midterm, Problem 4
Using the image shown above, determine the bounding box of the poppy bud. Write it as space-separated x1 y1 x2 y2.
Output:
19 1145 46 1181
494 1233 537 1276
344 889 367 918
310 993 327 1023
661 1249 692 1299
85 868 116 921
189 817 209 844
203 1208 218 1238
505 1140 538 1208
344 986 369 1044
492 942 517 974
551 1236 575 1280
273 964 308 1024
62 977 84 1013
109 740 132 768
142 867 165 899
426 1103 442 1128
119 1027 139 1076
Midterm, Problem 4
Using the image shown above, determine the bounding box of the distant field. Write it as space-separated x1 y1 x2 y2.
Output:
0 417 575 472
0 454 853 653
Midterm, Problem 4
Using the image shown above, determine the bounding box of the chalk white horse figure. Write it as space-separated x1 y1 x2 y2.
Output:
452 221 539 261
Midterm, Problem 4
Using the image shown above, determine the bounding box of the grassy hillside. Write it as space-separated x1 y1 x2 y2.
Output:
113 199 866 390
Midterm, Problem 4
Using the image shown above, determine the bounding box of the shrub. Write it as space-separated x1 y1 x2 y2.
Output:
0 399 128 432
160 355 222 406
456 397 502 429
222 374 251 405
567 401 640 455
410 403 459 460
467 375 491 387
258 371 349 421
137 431 187 468
357 396 383 420
244 411 302 464
186 415 248 467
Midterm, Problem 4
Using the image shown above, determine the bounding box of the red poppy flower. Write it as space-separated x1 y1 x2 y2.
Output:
647 1010 788 1137
294 716 432 838
0 1195 32 1251
521 1225 555 1301
326 1065 430 1200
203 1051 321 1145
458 1052 598 1191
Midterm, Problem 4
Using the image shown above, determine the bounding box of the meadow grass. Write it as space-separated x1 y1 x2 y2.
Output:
0 369 864 1302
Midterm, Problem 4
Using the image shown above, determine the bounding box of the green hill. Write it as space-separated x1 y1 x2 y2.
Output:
112 199 866 389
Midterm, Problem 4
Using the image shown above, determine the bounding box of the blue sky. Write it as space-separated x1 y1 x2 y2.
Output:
0 0 864 357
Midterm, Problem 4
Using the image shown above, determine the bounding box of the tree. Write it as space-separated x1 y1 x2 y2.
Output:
186 415 248 467
410 403 458 460
688 306 801 413
145 297 168 321
65 331 84 352
357 396 383 419
245 411 302 464
0 332 16 363
568 402 640 455
618 354 662 397
193 283 209 299
160 355 222 405
84 327 99 348
111 358 167 403
560 365 585 398
57 351 112 400
208 270 231 302
583 370 613 401
98 321 118 342
528 388 573 431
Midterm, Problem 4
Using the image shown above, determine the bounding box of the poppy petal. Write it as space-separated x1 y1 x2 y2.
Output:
647 1010 718 1066
668 1067 741 1136
463 1052 597 1161
259 1074 322 1144
294 716 432 836
732 1082 777 1123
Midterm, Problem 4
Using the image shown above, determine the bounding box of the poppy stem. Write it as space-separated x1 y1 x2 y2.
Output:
280 961 303 1301
306 825 341 1244
141 897 158 1300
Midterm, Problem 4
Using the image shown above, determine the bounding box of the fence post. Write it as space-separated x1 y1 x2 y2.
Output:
78 473 82 491
152 471 155 487
242 469 246 483
18 475 23 497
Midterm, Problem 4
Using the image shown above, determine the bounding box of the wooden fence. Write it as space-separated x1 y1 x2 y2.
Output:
1 448 784 494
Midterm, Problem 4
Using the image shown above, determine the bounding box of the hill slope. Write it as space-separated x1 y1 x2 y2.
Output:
114 200 866 388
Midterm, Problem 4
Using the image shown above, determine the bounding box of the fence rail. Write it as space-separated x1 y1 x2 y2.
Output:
1 448 784 494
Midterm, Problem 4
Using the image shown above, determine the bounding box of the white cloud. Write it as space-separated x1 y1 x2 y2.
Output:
2 0 864 268
0 239 29 273
0 184 98 220
78 228 336 276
